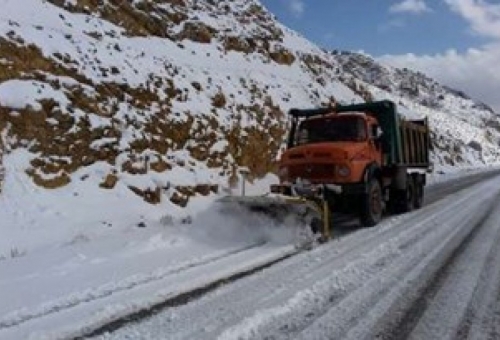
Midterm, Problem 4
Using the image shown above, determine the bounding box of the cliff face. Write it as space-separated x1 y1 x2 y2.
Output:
0 0 498 206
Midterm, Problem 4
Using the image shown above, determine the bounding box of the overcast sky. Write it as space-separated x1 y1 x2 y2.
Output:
259 0 500 113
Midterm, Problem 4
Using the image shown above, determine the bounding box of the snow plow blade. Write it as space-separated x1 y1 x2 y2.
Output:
216 195 331 241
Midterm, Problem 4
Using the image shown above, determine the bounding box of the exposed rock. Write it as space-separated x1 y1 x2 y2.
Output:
122 160 147 175
99 173 118 189
176 185 195 197
170 191 189 207
468 140 482 152
26 169 71 189
269 47 295 65
144 187 162 204
212 92 227 108
177 22 216 44
129 185 162 204
194 184 218 195
150 158 172 173
223 36 253 54
191 81 202 91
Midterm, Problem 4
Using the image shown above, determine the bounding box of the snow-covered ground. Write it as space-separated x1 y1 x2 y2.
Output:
0 165 498 339
0 151 307 339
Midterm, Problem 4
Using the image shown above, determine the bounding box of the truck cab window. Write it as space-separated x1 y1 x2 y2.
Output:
296 116 366 145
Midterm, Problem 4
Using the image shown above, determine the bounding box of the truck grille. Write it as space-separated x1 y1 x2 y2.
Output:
288 164 334 180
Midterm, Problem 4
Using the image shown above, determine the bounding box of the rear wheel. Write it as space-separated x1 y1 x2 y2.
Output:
414 181 424 209
400 179 415 213
361 178 383 227
389 177 415 214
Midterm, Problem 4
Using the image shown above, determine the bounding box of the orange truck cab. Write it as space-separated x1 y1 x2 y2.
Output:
274 100 431 226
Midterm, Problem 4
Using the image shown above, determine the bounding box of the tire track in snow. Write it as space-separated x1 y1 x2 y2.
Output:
333 168 500 238
369 191 500 340
213 181 497 340
92 175 500 340
82 247 301 339
11 171 495 339
238 183 496 340
453 205 500 340
293 179 500 340
423 170 500 205
80 173 499 339
0 242 267 329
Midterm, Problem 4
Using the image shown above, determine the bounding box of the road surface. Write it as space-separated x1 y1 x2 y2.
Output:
1 170 499 340
91 172 500 340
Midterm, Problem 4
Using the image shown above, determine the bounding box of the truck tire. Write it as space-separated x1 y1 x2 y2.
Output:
361 178 383 227
390 178 415 214
401 179 415 213
310 217 322 234
414 182 424 209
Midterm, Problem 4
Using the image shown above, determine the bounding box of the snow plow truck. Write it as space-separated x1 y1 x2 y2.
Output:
219 100 431 240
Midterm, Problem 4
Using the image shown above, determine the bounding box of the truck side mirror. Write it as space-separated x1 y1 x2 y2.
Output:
372 126 383 148
371 126 383 140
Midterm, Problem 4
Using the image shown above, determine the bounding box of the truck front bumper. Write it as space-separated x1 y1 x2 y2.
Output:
271 181 343 197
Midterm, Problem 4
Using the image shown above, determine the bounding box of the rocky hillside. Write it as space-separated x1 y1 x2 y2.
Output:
0 0 498 208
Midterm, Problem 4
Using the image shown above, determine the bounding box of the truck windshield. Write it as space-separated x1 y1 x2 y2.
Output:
296 116 366 145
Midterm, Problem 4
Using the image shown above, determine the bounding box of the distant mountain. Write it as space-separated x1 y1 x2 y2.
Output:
333 50 500 168
0 0 498 207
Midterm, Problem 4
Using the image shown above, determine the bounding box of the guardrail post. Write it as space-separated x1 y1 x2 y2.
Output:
239 167 250 196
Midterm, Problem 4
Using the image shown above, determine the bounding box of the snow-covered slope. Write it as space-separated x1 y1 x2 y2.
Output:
0 0 499 252
0 0 356 199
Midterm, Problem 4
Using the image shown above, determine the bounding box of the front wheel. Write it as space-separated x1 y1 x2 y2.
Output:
361 178 383 227
310 217 322 234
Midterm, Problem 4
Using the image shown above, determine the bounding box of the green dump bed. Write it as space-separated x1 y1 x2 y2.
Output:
335 100 431 168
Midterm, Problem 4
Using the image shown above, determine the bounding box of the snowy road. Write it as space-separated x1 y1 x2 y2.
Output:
1 171 500 340
92 173 500 340
0 234 300 340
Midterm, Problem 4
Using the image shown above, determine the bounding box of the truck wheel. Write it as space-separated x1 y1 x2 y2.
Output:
361 178 383 227
390 179 415 214
414 182 424 209
310 217 322 234
402 180 415 213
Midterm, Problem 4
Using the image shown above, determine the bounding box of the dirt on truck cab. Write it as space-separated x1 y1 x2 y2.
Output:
275 100 431 227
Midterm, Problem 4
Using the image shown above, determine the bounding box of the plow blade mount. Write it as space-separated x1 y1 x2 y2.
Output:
216 195 331 240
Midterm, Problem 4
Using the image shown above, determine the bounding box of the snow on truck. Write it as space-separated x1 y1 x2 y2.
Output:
220 100 431 239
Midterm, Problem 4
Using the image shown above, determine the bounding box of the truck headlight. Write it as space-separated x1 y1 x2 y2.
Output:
337 165 351 177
